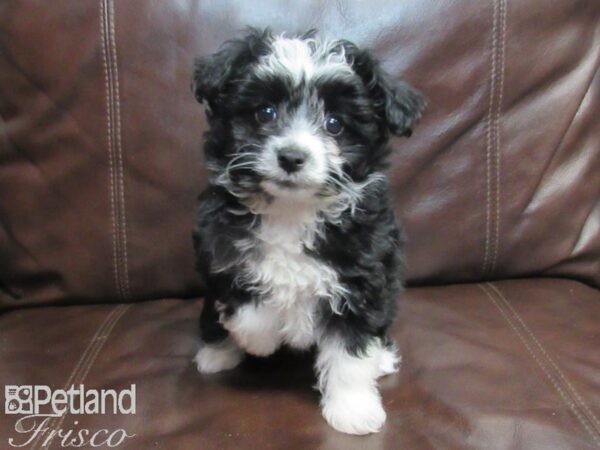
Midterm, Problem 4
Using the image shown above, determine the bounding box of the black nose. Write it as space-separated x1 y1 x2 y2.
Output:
277 148 307 173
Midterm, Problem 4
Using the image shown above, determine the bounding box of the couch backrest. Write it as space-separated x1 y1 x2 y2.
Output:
1 0 598 309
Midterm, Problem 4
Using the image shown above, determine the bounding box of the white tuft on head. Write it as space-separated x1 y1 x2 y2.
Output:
255 35 354 86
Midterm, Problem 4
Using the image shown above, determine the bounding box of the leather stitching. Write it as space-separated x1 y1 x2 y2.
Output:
100 0 122 299
482 0 497 275
483 0 506 275
43 304 132 450
490 0 506 273
29 304 125 450
479 283 600 447
488 283 600 436
108 0 131 299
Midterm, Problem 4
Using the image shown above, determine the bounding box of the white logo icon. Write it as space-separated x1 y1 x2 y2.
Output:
4 386 33 415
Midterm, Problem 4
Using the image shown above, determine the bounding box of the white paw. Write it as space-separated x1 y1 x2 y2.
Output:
378 346 401 378
225 303 282 357
194 340 244 374
234 332 281 357
322 389 386 435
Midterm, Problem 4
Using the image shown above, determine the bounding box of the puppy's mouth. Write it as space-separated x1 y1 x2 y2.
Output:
273 179 299 189
261 176 321 197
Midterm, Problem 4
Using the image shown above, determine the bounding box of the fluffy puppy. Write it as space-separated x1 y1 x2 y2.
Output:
191 28 424 435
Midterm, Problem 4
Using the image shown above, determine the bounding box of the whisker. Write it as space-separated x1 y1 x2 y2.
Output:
227 162 256 171
224 145 261 159
226 153 254 165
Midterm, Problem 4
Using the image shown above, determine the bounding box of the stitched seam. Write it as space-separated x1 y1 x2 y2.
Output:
29 305 123 450
108 0 131 299
105 0 125 299
482 0 499 275
480 284 600 446
29 307 121 449
479 284 600 447
489 0 506 273
43 304 132 449
488 283 600 435
100 0 123 299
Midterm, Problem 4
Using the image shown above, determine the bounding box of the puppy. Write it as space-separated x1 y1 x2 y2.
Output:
191 28 424 435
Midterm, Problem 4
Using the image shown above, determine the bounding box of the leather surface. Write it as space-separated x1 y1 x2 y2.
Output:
1 0 599 308
1 280 599 449
1 2 599 448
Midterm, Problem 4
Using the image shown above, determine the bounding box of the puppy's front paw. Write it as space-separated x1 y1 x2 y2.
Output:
322 389 386 435
194 339 244 374
225 303 282 357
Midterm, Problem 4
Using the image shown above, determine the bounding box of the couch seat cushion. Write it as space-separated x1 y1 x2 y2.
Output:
1 279 599 449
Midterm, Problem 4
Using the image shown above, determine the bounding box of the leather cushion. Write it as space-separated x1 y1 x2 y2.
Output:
1 0 598 309
1 279 599 449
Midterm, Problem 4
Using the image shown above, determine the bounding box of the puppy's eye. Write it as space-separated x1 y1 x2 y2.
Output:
324 115 343 136
255 105 277 124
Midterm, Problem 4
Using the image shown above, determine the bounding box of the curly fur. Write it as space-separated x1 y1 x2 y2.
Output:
191 28 424 435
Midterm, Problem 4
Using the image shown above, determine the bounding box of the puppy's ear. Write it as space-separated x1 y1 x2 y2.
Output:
374 73 425 138
192 28 271 110
341 42 425 137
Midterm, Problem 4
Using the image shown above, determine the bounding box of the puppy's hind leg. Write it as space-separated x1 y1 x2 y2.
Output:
194 298 244 374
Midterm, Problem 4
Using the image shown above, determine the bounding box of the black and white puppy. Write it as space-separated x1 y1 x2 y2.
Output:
191 28 424 435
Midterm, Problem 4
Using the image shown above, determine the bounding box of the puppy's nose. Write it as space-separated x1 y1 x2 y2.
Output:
277 147 307 173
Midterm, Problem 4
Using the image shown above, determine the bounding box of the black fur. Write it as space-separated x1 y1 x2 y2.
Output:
308 177 405 354
192 28 424 356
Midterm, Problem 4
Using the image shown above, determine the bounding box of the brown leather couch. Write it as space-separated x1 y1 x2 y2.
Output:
1 1 599 449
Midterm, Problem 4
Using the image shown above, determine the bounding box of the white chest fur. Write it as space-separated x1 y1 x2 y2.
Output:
230 198 344 350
